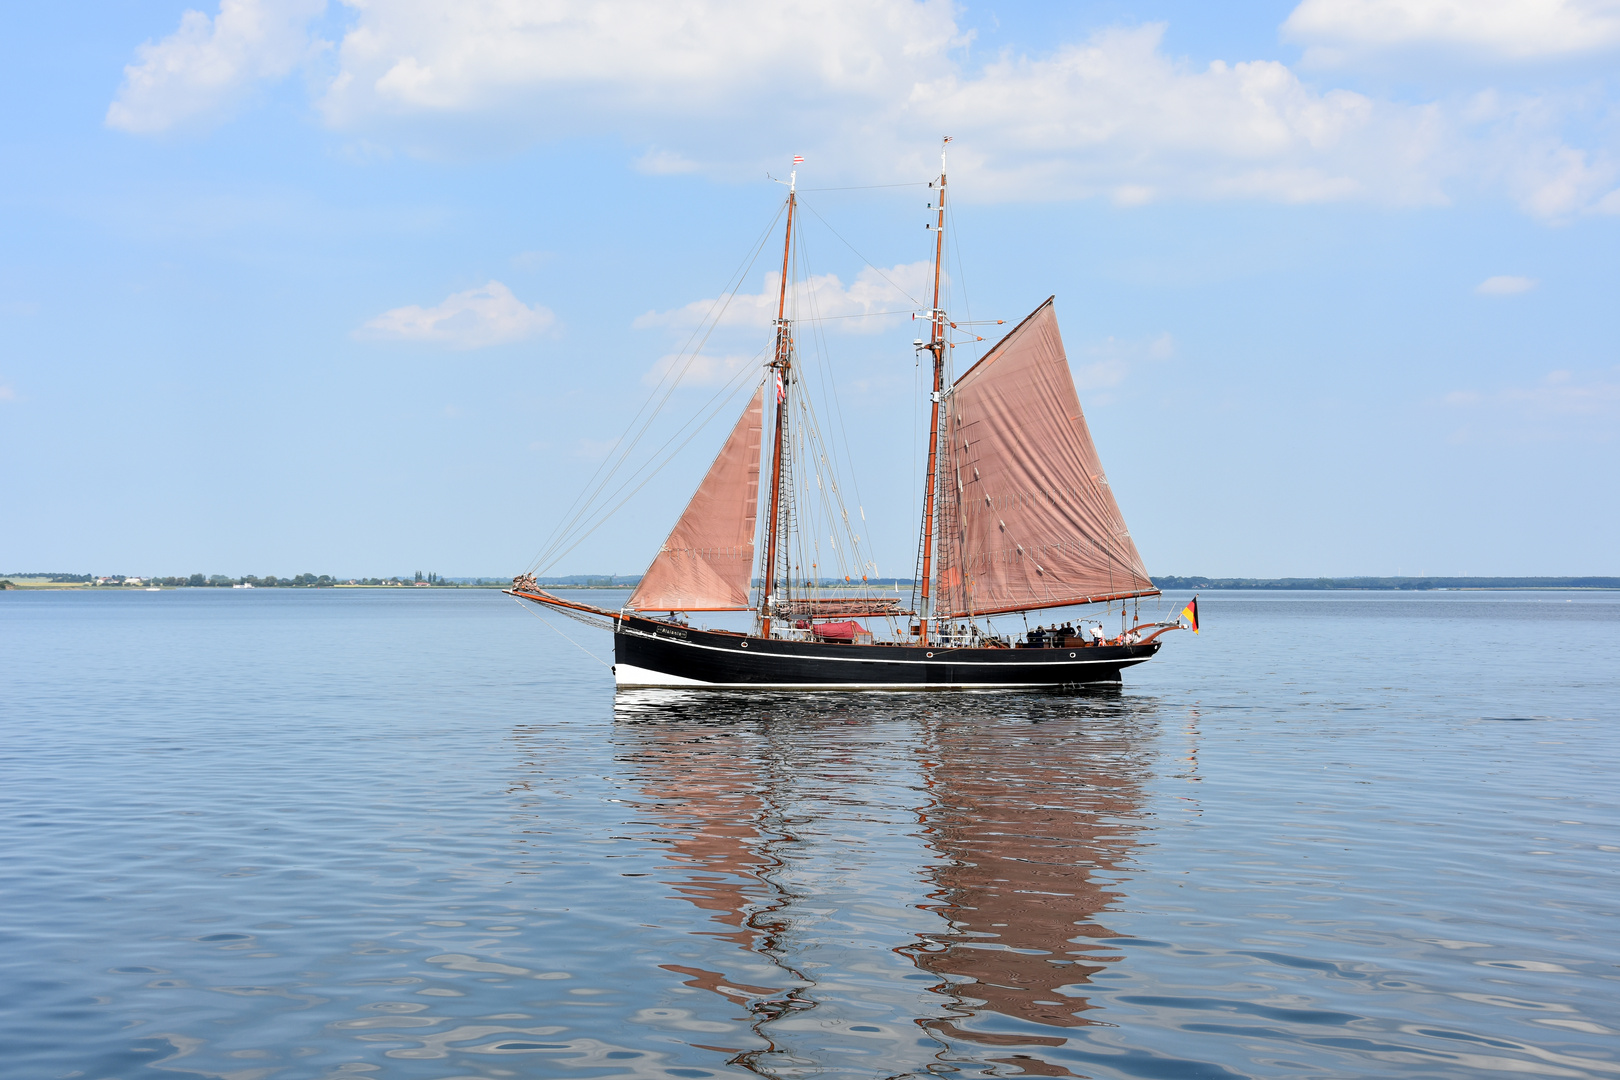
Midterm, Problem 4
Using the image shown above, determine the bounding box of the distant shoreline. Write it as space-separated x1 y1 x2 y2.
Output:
4 575 1616 592
1149 576 1620 591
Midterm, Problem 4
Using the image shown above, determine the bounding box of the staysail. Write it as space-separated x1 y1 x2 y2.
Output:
935 299 1156 618
627 385 764 611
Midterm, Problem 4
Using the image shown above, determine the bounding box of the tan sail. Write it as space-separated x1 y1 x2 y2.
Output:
627 385 764 612
936 299 1156 618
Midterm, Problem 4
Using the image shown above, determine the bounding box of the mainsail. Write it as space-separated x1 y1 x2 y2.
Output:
627 385 764 611
935 299 1156 618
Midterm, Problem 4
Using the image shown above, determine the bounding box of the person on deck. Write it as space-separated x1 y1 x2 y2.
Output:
1058 623 1075 642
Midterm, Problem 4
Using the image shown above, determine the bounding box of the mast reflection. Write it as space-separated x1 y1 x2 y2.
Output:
612 691 813 1070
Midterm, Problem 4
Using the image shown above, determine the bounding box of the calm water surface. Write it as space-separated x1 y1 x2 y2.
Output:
2 588 1616 1079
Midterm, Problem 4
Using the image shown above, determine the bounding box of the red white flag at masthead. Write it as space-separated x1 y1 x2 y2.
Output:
792 155 804 164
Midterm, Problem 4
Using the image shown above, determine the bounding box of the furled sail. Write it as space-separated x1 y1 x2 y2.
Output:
627 385 764 611
935 299 1156 618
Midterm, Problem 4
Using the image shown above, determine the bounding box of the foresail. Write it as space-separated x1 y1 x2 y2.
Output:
627 385 764 612
936 299 1156 618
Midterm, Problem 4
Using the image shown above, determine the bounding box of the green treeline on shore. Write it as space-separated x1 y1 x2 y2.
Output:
1150 575 1620 591
0 571 509 589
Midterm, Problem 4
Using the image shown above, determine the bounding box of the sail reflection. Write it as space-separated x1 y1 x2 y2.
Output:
611 688 1155 1077
906 697 1152 1073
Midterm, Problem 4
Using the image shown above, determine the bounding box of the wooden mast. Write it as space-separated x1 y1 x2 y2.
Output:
917 138 950 647
758 173 796 639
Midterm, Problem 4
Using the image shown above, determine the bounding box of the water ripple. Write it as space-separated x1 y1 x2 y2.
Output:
1 588 1616 1078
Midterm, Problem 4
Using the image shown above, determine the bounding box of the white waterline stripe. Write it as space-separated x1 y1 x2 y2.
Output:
610 663 1127 690
620 630 1135 667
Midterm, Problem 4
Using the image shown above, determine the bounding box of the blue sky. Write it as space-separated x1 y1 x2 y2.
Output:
2 0 1616 579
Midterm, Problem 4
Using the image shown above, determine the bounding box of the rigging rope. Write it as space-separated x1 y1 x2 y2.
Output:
511 596 611 668
792 224 876 583
801 309 912 321
798 181 929 191
536 366 763 576
797 198 927 309
526 204 785 576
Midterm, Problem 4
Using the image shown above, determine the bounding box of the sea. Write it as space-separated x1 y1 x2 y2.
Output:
2 587 1616 1080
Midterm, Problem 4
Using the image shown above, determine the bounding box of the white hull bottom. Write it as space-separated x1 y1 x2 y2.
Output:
610 620 1157 689
611 662 1087 692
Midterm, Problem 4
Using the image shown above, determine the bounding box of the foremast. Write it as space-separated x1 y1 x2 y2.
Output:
758 171 797 639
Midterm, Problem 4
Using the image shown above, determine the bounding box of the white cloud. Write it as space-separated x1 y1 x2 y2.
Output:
107 0 327 133
1072 333 1175 392
322 11 1449 207
1501 369 1620 417
634 149 701 176
0 383 16 402
1457 90 1620 219
1443 367 1620 441
359 281 554 348
904 24 1447 205
635 263 932 333
1511 145 1616 220
105 1 1620 218
1283 0 1620 64
641 352 760 387
319 0 961 124
1476 274 1537 294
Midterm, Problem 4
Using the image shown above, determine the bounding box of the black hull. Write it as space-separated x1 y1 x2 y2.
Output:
613 615 1158 689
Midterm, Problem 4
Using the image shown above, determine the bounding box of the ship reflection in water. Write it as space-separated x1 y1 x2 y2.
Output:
612 687 1159 1077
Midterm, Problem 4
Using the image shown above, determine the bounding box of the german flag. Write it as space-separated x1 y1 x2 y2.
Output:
1181 596 1199 634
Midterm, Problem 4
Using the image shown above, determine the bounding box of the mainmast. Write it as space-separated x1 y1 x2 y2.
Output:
917 138 950 646
758 169 797 638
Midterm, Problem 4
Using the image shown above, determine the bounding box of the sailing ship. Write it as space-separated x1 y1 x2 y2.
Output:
511 143 1185 688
